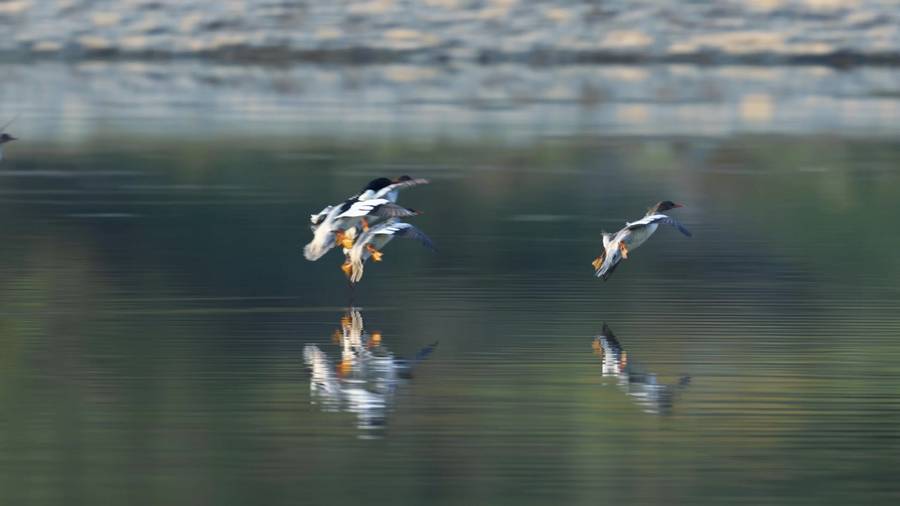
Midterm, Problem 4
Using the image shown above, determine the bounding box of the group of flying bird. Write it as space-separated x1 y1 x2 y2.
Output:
302 176 692 284
303 176 435 283
4 118 694 283
4 117 692 281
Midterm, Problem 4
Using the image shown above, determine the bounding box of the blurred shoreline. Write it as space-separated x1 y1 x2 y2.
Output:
2 61 900 143
5 47 900 68
2 0 900 67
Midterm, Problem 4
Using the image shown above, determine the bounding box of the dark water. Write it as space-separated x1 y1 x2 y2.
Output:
1 65 900 505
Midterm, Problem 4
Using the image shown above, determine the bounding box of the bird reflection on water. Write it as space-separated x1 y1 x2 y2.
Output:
592 323 690 415
303 308 437 438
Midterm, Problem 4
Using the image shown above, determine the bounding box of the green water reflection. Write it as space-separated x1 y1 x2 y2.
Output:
0 132 899 505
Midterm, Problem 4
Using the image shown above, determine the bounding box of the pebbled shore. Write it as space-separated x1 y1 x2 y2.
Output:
2 1 900 66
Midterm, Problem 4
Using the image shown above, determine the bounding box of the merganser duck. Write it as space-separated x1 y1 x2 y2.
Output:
592 323 690 415
355 175 429 203
304 198 420 261
342 220 435 283
0 117 17 162
305 176 429 261
309 176 429 231
592 201 692 281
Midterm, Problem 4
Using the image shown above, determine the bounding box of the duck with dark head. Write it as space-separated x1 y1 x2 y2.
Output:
649 200 683 214
591 200 692 281
303 175 429 262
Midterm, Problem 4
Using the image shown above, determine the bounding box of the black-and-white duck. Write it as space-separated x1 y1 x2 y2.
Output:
305 176 429 261
592 201 692 281
0 116 18 162
342 220 435 283
354 175 429 203
308 176 429 231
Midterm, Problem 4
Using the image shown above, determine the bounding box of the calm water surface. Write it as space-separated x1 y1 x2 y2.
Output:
1 64 900 505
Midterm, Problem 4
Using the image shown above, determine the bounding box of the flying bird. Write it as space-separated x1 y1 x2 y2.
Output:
0 116 18 162
308 176 428 231
342 220 435 283
304 198 420 261
592 201 692 281
304 176 428 261
355 175 430 204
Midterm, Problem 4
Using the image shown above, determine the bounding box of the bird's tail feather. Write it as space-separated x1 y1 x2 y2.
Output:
349 260 364 283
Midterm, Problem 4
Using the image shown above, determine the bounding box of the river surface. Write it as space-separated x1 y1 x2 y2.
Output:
1 61 899 505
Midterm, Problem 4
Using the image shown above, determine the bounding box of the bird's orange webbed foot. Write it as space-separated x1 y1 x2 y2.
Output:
366 244 384 262
340 261 353 278
335 230 354 249
361 219 370 232
618 242 629 259
591 256 604 270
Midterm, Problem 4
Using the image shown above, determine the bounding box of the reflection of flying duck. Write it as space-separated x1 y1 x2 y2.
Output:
304 176 428 261
302 308 438 436
592 201 692 281
0 116 18 162
592 323 690 415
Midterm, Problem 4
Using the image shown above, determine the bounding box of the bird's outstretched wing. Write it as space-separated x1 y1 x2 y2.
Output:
627 213 692 237
372 222 436 251
373 177 430 200
337 198 418 219
657 216 692 237
0 115 17 134
370 203 419 218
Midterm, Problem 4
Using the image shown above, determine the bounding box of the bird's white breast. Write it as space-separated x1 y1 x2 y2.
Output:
625 223 658 251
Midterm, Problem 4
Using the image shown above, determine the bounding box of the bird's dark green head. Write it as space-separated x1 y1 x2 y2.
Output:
653 201 684 213
362 177 393 192
0 133 16 144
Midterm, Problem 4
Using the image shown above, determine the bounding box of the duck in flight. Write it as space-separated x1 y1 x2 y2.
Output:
592 201 692 281
304 176 429 261
308 176 429 231
342 219 436 283
354 175 429 204
0 116 18 162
